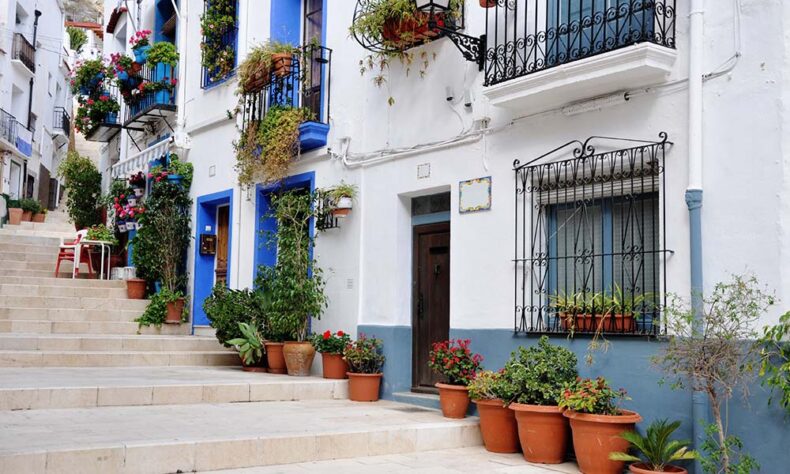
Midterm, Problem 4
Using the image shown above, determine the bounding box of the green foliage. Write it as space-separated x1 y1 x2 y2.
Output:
349 0 463 50
427 339 483 386
18 198 42 213
758 310 790 414
310 330 351 354
227 322 264 366
70 58 106 95
558 377 629 415
86 225 118 246
135 288 185 328
67 26 88 52
255 190 327 342
503 336 578 405
238 40 298 93
57 151 102 229
74 92 121 135
203 283 267 347
468 370 517 403
344 334 385 374
609 419 697 471
700 424 759 474
146 41 179 67
167 155 194 188
200 0 236 81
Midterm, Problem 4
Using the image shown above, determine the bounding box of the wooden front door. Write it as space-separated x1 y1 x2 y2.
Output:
215 206 230 284
412 222 451 391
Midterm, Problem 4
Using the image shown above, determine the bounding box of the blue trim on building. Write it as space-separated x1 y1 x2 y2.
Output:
193 189 234 327
298 122 329 151
270 0 301 45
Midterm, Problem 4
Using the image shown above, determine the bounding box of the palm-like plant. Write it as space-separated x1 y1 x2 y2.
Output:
227 322 264 366
609 419 697 471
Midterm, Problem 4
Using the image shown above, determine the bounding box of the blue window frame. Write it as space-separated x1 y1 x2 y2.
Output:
201 0 238 89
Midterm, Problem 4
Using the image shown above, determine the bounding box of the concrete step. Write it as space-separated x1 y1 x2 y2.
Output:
0 334 226 352
0 400 481 473
0 349 238 367
0 308 143 322
0 367 347 410
0 283 128 298
0 319 191 335
0 250 57 262
0 259 63 271
13 221 77 232
0 268 90 279
0 234 64 245
0 296 148 311
0 228 75 239
0 242 60 254
0 276 126 288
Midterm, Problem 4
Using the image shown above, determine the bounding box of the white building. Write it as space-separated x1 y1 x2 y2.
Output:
97 0 789 466
0 0 72 207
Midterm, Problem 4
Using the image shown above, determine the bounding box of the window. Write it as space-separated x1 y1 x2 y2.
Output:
302 0 323 120
201 0 238 88
514 135 670 335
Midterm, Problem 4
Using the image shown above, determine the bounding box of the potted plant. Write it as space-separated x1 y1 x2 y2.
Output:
200 0 236 82
344 334 386 402
19 198 40 222
86 225 119 273
610 419 697 474
427 339 483 419
146 41 179 68
468 370 519 453
130 29 153 63
559 377 642 474
349 0 463 50
162 288 186 324
203 283 268 369
32 207 47 223
129 172 146 196
227 322 267 372
238 41 299 94
326 182 358 218
7 199 23 225
134 288 187 327
167 156 194 188
70 58 108 96
310 330 352 379
126 278 146 299
504 336 578 463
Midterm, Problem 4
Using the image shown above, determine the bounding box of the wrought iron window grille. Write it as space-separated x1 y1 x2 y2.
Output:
484 0 677 86
315 191 340 231
201 0 239 89
513 133 671 337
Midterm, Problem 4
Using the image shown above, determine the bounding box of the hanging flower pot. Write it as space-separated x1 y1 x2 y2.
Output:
245 67 271 93
127 197 137 206
117 221 127 233
133 45 152 63
116 70 130 82
167 174 183 185
165 297 185 324
332 196 353 217
271 53 293 77
480 0 497 7
125 221 136 231
133 187 144 197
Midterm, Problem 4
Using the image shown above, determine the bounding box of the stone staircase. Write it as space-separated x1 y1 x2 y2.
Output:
0 212 482 473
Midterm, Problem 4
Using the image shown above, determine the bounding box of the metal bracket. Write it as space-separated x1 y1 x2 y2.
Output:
427 17 485 71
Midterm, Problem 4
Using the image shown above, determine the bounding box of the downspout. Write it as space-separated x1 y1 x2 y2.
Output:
27 10 41 130
686 1 706 471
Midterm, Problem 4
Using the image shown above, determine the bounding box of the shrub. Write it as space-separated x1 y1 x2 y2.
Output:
427 339 483 386
310 330 351 354
203 283 267 347
19 198 41 214
610 419 697 471
344 335 385 374
503 336 578 405
67 26 88 53
146 41 179 67
227 322 264 366
559 377 628 415
468 370 517 403
57 151 102 229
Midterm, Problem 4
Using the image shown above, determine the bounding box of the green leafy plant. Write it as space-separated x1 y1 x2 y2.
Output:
558 377 629 415
310 330 352 354
255 190 327 342
654 275 774 473
74 93 120 135
758 310 790 414
167 156 194 188
427 339 483 386
67 26 88 53
135 288 186 328
18 198 41 214
57 151 102 229
200 0 236 81
237 40 298 94
146 41 179 67
203 283 268 347
227 322 264 366
324 182 358 203
503 336 578 405
468 370 517 403
69 58 107 95
344 334 385 374
609 419 697 471
86 225 119 246
700 423 759 474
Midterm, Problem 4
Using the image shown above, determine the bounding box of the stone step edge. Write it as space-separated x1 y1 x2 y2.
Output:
0 419 481 473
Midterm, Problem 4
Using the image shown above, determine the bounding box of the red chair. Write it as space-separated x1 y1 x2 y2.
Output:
55 229 94 278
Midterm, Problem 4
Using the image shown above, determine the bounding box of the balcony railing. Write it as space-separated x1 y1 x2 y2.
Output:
484 0 676 86
123 63 177 125
53 107 71 138
12 33 36 73
201 25 238 88
0 108 32 157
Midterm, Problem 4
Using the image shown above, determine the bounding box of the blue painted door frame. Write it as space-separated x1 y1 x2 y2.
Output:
193 189 234 327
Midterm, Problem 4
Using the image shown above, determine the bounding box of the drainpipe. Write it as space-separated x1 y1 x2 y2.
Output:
686 1 706 472
27 10 41 130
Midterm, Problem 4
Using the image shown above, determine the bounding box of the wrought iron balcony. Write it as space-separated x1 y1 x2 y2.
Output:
241 44 332 152
122 63 177 130
53 107 71 138
12 33 36 74
0 108 32 157
484 0 676 87
202 25 238 88
84 86 122 143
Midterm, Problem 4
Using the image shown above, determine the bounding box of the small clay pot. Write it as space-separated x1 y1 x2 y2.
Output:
629 463 688 474
480 0 497 7
347 372 382 402
165 297 184 324
8 208 23 225
241 355 267 372
264 342 286 374
564 409 642 474
283 341 316 376
510 403 569 464
32 213 46 223
271 53 293 77
475 399 519 453
436 383 470 419
126 278 146 299
321 352 348 379
21 211 33 221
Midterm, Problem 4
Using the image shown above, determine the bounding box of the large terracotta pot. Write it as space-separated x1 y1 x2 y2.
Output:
271 53 293 77
32 213 46 223
321 352 348 379
283 341 316 376
264 342 286 374
126 278 146 299
165 298 184 324
629 463 688 474
474 399 519 453
436 383 470 419
21 211 33 221
382 12 442 46
8 208 22 225
564 409 642 474
511 403 569 464
347 372 382 402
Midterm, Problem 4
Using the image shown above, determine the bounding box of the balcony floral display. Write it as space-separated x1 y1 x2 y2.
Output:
70 58 108 96
200 0 236 83
129 172 146 196
428 339 483 419
237 41 299 94
130 29 153 63
74 93 120 137
110 53 141 84
146 41 179 68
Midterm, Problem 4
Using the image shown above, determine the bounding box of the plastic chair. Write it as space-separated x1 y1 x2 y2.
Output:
55 229 94 278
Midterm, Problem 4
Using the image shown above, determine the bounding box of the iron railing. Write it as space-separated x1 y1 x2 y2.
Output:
513 134 671 336
484 0 676 86
0 108 16 145
124 63 177 122
0 108 32 157
12 33 36 73
53 107 71 138
242 45 332 130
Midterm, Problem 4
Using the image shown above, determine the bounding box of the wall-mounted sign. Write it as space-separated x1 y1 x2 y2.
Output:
199 234 217 255
459 176 492 213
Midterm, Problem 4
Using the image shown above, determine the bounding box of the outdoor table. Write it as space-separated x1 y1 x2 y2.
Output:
78 240 114 280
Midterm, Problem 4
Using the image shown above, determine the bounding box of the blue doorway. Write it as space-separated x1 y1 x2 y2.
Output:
193 189 234 327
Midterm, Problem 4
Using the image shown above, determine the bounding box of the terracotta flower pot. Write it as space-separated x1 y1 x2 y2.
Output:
283 341 316 376
241 354 267 373
564 409 642 474
271 53 293 77
436 383 470 419
480 0 497 7
629 463 688 474
321 352 348 379
244 66 271 93
560 313 635 332
264 342 287 374
32 213 46 223
382 12 441 46
510 403 569 464
126 278 146 299
347 372 382 402
165 298 184 324
21 211 33 221
8 208 22 225
474 399 519 453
